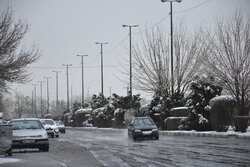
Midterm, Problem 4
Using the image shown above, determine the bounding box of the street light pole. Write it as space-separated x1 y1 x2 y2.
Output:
53 71 61 113
37 81 45 117
161 0 182 95
122 24 139 109
43 77 51 114
77 54 88 107
32 84 38 117
95 42 108 96
63 64 72 112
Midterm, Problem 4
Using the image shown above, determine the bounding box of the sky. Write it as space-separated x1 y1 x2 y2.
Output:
0 0 250 102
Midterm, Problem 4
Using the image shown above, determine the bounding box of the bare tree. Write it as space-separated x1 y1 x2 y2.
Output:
202 10 250 116
131 23 203 95
0 7 39 92
173 21 204 93
133 26 170 95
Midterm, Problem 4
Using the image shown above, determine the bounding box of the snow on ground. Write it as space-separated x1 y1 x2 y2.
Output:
0 158 20 164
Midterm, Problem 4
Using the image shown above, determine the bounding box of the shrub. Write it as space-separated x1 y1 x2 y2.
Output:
184 76 222 131
234 116 250 132
178 108 209 131
209 96 235 132
75 108 91 127
112 108 125 128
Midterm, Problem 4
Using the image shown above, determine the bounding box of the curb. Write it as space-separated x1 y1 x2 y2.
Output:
66 127 250 139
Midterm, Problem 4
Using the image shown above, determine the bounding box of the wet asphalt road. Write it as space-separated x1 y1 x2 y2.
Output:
58 129 250 167
0 137 103 167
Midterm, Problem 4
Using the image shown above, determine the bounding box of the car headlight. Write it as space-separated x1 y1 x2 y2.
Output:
42 133 48 138
134 129 141 133
54 128 59 133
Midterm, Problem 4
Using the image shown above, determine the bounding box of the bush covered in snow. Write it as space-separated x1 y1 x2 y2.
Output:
87 93 141 128
113 108 125 128
209 96 235 132
91 93 109 110
75 108 92 127
137 90 185 129
182 76 222 131
178 109 209 131
63 112 73 126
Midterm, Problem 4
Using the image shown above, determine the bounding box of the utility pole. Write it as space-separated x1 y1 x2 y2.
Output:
95 42 108 96
0 92 3 118
161 0 182 95
109 86 112 97
122 24 139 109
44 77 52 114
71 85 73 108
53 71 61 113
32 84 38 117
63 64 72 112
32 91 34 117
77 54 88 107
37 81 45 117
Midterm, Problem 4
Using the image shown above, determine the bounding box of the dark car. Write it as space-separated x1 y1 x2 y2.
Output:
128 117 159 140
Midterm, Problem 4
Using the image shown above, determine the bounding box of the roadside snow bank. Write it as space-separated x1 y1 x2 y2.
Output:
0 158 20 164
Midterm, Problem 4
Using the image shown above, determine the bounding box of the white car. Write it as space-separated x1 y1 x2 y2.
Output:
40 119 59 138
55 121 66 134
11 118 49 152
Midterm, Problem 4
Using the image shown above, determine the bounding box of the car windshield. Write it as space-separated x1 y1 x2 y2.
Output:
41 120 55 125
56 121 63 125
12 120 44 130
134 118 155 126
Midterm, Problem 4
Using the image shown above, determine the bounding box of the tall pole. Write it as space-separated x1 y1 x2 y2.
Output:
170 1 174 96
44 77 51 114
95 42 108 96
63 64 72 112
77 54 88 107
37 81 44 117
161 0 182 95
53 71 61 113
0 92 3 119
122 24 139 109
31 91 34 117
32 84 38 117
71 85 73 108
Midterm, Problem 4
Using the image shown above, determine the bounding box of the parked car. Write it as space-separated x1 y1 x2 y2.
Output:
11 118 49 152
55 121 65 134
40 119 59 138
128 117 159 140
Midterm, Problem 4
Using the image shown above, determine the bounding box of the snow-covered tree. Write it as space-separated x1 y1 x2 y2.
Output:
182 76 222 131
201 10 250 116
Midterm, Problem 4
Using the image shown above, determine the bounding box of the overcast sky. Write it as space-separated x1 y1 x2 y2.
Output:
1 0 250 101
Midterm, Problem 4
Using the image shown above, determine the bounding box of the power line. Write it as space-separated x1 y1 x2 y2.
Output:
174 0 211 14
104 33 129 53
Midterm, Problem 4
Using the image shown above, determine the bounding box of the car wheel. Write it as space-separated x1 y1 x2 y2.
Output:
40 145 49 152
155 136 159 140
132 134 136 140
56 134 59 138
7 148 12 156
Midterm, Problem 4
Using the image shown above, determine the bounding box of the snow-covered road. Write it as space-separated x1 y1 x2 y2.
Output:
57 129 250 167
